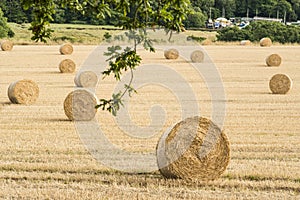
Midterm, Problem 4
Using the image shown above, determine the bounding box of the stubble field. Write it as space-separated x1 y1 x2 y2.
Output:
0 44 299 199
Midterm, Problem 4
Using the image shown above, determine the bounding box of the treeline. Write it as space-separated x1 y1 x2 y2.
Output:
217 21 300 43
0 0 299 27
0 0 107 25
191 0 300 21
186 0 300 28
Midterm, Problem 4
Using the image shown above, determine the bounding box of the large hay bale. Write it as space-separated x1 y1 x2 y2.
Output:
164 49 179 60
59 43 73 55
74 71 98 88
260 37 272 47
156 116 230 181
63 89 98 121
269 74 292 94
1 40 13 51
8 79 39 105
240 40 251 46
59 59 76 73
266 54 282 67
190 50 204 63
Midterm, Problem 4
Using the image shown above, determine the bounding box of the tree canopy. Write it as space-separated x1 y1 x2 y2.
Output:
0 7 14 38
3 0 188 42
7 0 192 115
0 0 299 31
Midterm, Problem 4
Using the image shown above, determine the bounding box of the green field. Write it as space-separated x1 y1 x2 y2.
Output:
7 23 120 45
6 23 218 45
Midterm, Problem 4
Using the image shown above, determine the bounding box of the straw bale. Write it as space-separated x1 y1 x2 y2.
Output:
260 37 272 47
63 89 98 121
266 54 281 67
269 74 292 94
59 59 76 73
164 49 179 59
1 40 13 51
201 39 212 46
59 43 73 55
74 71 98 88
190 50 204 63
156 116 230 181
240 40 251 46
8 79 39 105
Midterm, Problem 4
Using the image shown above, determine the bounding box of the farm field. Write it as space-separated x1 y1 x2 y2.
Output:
0 44 300 199
8 23 121 45
8 23 219 46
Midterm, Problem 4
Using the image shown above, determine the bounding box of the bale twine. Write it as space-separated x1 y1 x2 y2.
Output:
260 37 272 47
240 40 251 46
63 89 98 121
59 59 76 73
1 40 13 51
156 116 230 181
190 50 204 63
8 79 39 105
164 49 179 60
269 74 292 94
74 71 98 88
266 54 282 67
59 43 73 55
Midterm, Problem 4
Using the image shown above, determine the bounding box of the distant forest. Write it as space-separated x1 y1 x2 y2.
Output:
0 0 299 27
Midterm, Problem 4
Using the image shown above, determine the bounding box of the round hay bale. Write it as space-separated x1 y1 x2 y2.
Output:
63 89 98 121
8 79 39 105
190 50 204 63
74 71 98 88
59 43 73 55
260 37 272 47
1 40 13 51
59 59 76 73
240 40 251 46
164 49 179 60
156 116 230 181
266 54 282 67
201 39 212 46
269 74 292 94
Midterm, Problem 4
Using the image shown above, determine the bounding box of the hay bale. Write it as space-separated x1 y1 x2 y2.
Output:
59 59 76 73
164 49 179 59
59 43 73 55
240 40 251 46
260 37 272 47
269 74 292 94
8 79 39 105
74 71 98 88
201 39 212 46
1 40 13 51
156 116 230 181
63 89 98 121
266 54 282 67
190 50 204 63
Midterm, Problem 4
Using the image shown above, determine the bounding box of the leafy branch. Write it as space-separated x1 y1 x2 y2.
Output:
20 0 191 115
95 44 141 116
95 0 191 116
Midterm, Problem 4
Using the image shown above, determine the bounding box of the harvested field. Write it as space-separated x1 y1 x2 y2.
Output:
0 45 300 199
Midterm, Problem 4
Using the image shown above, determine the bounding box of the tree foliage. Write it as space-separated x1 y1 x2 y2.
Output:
1 0 300 28
184 7 206 28
12 0 191 115
0 7 14 38
15 0 191 42
217 21 300 43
